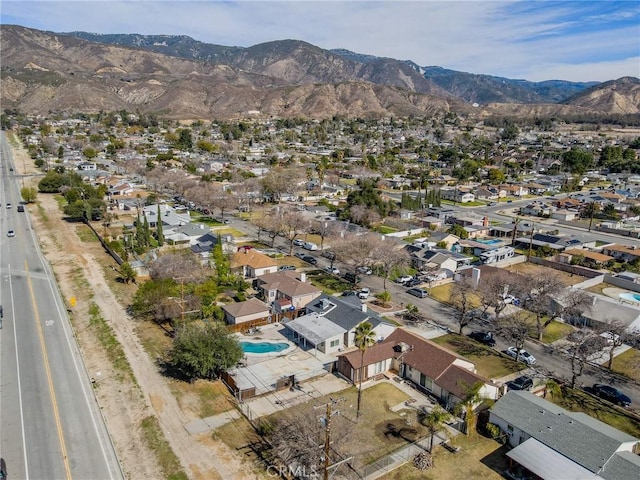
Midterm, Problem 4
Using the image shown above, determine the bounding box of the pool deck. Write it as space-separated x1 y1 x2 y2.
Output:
602 287 640 307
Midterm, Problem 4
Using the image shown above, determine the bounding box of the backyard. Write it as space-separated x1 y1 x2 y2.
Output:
379 433 508 480
216 382 436 476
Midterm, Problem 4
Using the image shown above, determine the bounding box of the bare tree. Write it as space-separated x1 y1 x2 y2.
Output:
266 400 352 477
450 277 475 334
373 239 409 290
598 318 630 369
262 167 292 202
474 269 525 322
496 311 533 361
310 219 339 252
332 233 385 285
564 329 605 388
149 251 205 282
550 288 593 328
518 273 567 341
280 208 309 255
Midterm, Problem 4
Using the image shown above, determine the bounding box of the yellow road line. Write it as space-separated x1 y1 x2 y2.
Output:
26 259 72 480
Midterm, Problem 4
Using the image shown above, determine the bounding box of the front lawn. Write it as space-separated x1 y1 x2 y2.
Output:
307 271 353 294
379 434 508 480
541 320 574 344
549 387 640 438
428 283 482 309
611 348 640 382
430 334 525 379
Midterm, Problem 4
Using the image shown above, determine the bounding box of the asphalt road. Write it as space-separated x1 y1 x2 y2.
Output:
0 132 123 479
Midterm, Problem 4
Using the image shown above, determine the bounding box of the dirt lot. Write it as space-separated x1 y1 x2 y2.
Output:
11 138 259 480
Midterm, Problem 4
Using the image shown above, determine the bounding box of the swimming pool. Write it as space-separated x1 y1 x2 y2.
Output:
240 341 290 354
477 238 502 245
619 292 640 304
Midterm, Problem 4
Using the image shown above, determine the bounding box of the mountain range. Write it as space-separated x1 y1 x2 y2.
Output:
1 25 639 119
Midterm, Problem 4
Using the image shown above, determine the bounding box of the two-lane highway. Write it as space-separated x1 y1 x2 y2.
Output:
0 131 122 479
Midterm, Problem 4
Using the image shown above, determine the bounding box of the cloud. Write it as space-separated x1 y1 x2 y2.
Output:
1 0 638 82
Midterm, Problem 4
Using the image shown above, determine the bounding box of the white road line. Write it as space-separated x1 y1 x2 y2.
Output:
9 264 30 479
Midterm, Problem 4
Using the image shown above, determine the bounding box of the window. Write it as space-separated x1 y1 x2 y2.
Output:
330 339 340 348
372 360 385 375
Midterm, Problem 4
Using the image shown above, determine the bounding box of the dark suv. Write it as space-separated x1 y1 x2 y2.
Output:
468 331 496 347
592 384 631 407
302 255 318 265
506 375 533 391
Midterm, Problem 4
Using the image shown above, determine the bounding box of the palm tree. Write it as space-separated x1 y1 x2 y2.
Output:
454 381 488 436
424 406 451 452
543 379 562 399
354 321 376 418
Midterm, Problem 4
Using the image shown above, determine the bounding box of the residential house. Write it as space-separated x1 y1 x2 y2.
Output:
142 204 191 228
551 209 579 221
474 186 499 201
602 244 640 263
337 328 499 408
410 247 471 272
190 232 236 260
284 295 395 355
440 188 475 203
163 223 211 245
255 271 322 312
231 249 278 278
560 248 614 267
489 391 640 480
222 298 270 326
519 201 552 217
525 182 547 195
500 184 529 197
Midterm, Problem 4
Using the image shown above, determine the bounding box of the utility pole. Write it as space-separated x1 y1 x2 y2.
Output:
323 401 331 480
527 222 536 262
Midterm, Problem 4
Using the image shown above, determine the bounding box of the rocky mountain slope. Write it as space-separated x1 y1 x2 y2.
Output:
2 25 638 119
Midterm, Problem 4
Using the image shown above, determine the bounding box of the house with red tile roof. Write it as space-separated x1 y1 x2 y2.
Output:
231 249 278 278
337 328 499 408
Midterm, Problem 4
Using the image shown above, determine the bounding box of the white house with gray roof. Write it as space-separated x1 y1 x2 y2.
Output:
285 295 395 355
489 391 640 480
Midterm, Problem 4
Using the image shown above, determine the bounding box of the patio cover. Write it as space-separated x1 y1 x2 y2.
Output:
507 438 603 480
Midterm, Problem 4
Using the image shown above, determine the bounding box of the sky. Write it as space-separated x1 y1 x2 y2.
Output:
2 0 639 82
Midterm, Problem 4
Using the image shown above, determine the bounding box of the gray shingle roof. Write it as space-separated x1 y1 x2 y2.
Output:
490 391 638 475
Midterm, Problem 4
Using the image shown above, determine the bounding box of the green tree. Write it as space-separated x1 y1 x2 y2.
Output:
20 186 38 203
354 321 377 418
82 147 98 159
156 205 164 246
423 406 451 452
212 235 230 283
118 262 137 284
487 168 506 184
375 290 392 308
168 321 243 380
447 223 468 239
562 148 593 174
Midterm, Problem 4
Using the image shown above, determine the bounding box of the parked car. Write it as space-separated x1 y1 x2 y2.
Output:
324 266 340 275
302 255 318 265
357 266 373 275
407 288 428 298
294 252 306 259
358 287 370 299
405 278 423 288
293 239 305 246
395 275 413 284
505 347 536 365
6 203 11 209
343 272 362 284
468 331 496 347
278 265 296 271
592 384 631 407
341 290 357 297
506 375 533 391
7 230 15 237
303 242 318 251
488 202 498 206
321 251 336 260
